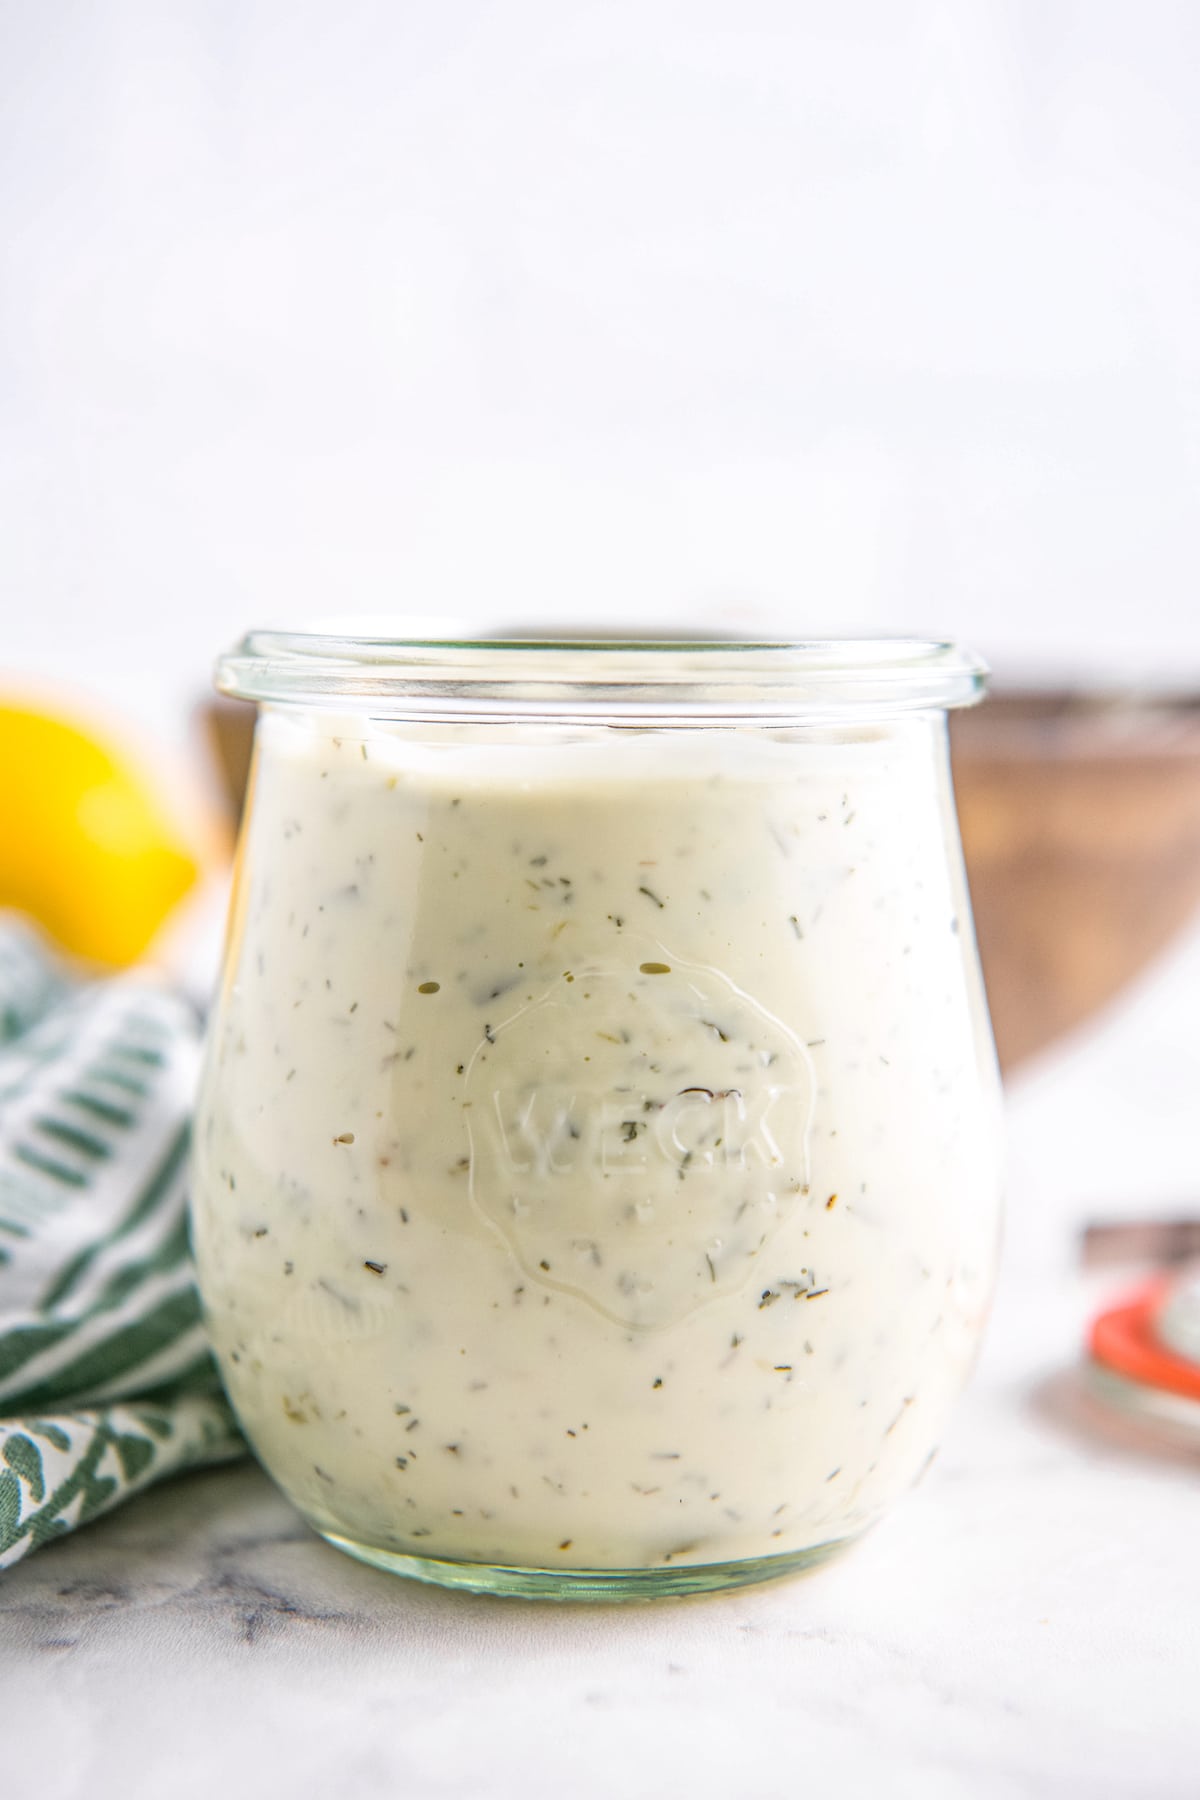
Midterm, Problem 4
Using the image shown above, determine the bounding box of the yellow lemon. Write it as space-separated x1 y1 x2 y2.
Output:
0 699 218 967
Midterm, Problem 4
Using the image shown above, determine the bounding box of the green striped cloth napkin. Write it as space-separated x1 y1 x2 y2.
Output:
0 918 242 1569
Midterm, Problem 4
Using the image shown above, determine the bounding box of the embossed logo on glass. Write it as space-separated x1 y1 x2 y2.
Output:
464 942 815 1329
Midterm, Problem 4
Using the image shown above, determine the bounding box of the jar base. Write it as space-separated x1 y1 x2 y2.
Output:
317 1527 858 1601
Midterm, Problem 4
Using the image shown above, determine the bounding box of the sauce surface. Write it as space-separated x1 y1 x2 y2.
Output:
192 711 1001 1571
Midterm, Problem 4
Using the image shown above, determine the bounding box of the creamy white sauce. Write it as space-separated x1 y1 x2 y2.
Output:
192 709 1002 1571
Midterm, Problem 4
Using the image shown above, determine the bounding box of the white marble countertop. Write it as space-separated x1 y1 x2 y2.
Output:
6 926 1200 1799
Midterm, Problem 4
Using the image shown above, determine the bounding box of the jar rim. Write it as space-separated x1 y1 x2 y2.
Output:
216 627 988 723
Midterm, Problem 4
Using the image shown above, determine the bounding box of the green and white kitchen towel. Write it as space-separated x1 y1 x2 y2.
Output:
0 918 242 1569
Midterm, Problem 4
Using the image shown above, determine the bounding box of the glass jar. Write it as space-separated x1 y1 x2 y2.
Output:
192 632 1003 1599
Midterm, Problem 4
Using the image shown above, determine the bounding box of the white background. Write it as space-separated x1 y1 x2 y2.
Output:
2 0 1199 740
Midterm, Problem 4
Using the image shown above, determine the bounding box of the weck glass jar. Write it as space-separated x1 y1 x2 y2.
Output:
191 632 1003 1599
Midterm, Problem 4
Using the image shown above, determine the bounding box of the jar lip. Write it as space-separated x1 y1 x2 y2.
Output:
216 627 988 722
